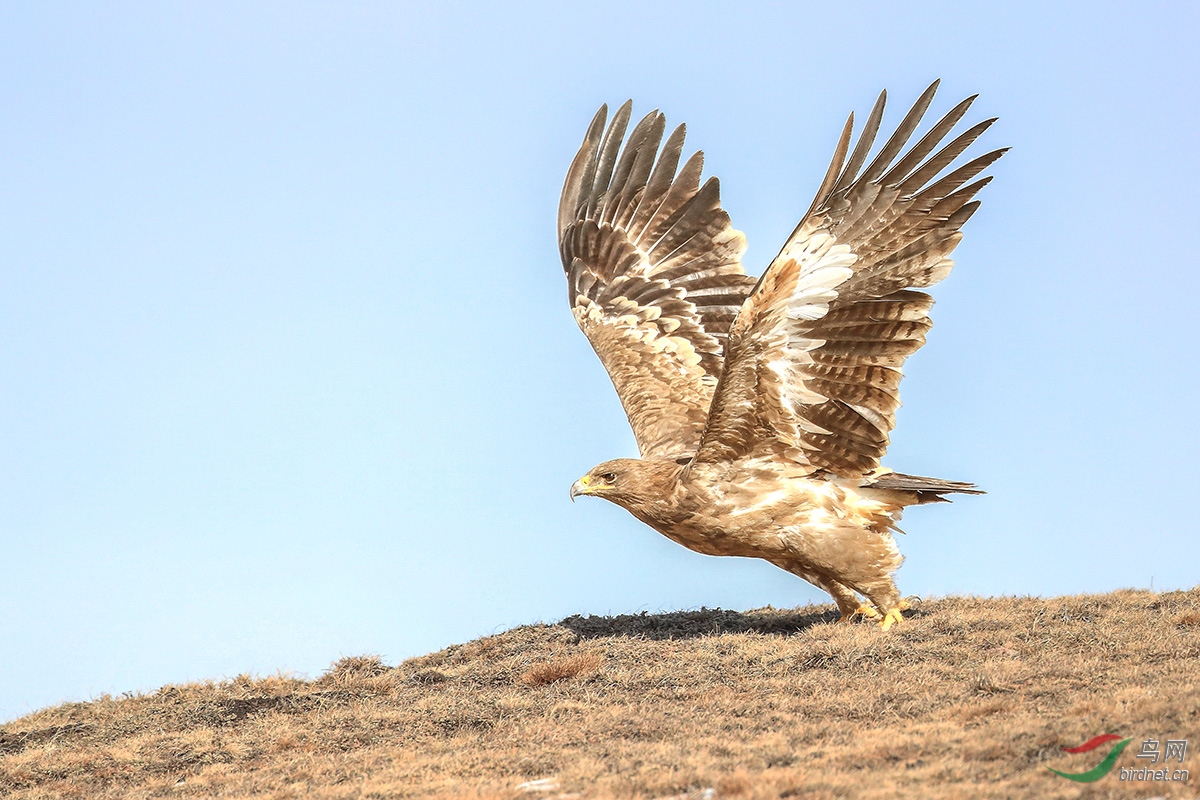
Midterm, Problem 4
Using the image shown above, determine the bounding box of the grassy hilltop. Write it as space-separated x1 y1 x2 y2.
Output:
3 588 1199 799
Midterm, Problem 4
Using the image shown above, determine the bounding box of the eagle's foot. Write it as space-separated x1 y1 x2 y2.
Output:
838 604 882 623
879 607 905 631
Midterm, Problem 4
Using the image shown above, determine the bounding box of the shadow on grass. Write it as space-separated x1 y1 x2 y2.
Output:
559 605 842 641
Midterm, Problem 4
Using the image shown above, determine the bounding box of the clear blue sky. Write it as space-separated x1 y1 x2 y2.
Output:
2 2 1197 722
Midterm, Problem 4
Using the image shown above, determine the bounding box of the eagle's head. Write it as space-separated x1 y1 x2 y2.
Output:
570 459 636 503
569 457 682 512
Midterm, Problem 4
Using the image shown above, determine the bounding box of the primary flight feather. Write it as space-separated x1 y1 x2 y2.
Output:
560 81 1003 629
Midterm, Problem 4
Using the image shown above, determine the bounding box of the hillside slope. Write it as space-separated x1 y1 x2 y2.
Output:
3 589 1199 799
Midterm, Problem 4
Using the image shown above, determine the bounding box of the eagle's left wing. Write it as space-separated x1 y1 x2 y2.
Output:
694 81 1006 475
560 102 758 460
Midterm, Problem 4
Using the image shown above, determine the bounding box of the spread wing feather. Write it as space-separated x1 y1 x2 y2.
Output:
695 81 1006 475
560 103 758 459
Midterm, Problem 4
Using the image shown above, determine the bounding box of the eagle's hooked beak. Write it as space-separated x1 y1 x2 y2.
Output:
570 474 592 502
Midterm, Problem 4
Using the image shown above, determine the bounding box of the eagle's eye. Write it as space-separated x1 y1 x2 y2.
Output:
600 472 617 484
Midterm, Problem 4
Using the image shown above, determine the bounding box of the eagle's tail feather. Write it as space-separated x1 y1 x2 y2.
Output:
866 472 984 504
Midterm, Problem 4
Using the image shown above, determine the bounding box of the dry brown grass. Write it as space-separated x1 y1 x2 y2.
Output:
521 653 603 688
4 588 1199 799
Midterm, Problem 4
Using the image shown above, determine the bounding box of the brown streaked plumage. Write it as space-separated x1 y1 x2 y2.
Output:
561 82 1000 629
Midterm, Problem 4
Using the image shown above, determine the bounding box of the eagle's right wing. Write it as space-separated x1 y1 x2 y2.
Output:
559 103 758 460
694 81 1005 475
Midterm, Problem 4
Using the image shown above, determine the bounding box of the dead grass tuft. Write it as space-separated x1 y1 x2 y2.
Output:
520 652 602 687
969 673 1012 695
716 771 753 795
409 669 449 685
2 587 1198 799
318 655 390 685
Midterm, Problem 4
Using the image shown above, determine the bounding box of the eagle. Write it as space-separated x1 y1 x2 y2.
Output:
560 81 1002 630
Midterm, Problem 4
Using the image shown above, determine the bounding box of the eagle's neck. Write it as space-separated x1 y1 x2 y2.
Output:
613 457 689 529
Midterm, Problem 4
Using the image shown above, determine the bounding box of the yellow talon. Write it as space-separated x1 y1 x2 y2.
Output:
879 608 905 631
838 604 882 623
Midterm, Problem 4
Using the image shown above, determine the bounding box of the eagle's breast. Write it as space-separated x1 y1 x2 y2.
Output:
640 461 901 559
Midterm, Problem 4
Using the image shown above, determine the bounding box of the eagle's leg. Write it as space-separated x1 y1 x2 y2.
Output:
776 561 876 622
856 577 906 631
828 580 881 623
